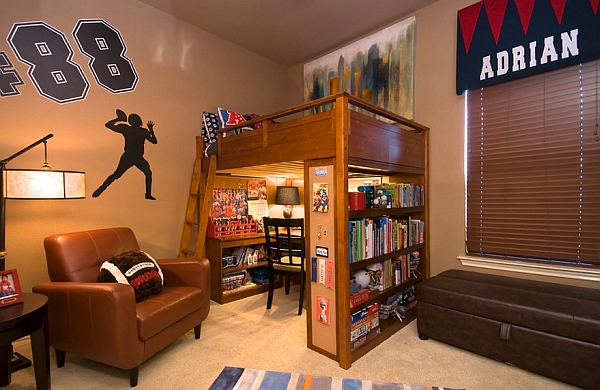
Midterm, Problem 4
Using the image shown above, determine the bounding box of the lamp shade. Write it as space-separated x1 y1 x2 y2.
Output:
275 186 300 205
3 169 85 199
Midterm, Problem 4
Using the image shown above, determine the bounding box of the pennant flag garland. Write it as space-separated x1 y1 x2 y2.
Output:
456 0 600 94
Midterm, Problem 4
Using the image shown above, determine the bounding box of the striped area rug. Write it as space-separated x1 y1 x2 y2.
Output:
208 366 465 390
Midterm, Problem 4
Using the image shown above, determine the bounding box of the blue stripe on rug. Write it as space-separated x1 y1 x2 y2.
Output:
209 366 466 390
341 378 362 390
208 366 245 390
259 370 292 390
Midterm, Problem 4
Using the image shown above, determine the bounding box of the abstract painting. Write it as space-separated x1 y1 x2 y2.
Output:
304 16 415 119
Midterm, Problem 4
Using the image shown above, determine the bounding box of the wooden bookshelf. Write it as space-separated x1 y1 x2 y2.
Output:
206 234 273 304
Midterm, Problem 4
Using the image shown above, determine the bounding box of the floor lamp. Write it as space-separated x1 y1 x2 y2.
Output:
0 133 85 370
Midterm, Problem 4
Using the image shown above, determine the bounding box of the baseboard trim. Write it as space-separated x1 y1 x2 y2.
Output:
13 336 30 348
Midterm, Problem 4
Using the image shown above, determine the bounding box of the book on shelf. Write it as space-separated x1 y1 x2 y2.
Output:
391 250 421 284
357 185 375 209
348 217 410 263
398 285 418 314
222 270 247 291
383 258 393 289
230 246 246 266
349 289 369 308
228 244 265 267
357 183 424 209
410 251 421 278
408 218 424 246
377 285 418 320
392 254 408 285
350 303 380 350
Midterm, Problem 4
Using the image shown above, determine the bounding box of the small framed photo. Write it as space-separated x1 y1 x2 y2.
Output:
0 269 23 307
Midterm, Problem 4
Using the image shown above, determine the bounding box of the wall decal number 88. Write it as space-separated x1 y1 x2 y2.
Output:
2 19 137 103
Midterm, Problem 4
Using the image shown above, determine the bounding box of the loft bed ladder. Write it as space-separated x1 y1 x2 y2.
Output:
179 137 216 258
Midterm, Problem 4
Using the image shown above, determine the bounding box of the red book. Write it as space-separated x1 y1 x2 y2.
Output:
350 289 369 308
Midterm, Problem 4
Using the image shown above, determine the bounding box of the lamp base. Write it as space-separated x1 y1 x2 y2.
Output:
11 351 31 372
282 206 292 218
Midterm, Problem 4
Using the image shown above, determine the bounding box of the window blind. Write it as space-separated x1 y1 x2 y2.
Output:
466 60 600 267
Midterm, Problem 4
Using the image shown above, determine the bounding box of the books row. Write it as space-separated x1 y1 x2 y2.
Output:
357 183 424 209
362 251 421 292
379 285 418 319
222 266 270 292
350 303 380 351
350 286 417 350
223 245 265 269
348 217 424 263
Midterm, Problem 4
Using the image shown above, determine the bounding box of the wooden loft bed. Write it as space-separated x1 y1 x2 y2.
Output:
203 92 429 369
210 92 428 177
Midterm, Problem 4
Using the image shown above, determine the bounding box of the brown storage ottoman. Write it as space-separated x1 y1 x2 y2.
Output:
417 269 600 390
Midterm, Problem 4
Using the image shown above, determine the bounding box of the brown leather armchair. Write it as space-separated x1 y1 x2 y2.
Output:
32 227 210 387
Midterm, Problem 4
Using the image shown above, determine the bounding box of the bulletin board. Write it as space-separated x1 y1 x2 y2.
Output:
308 163 337 356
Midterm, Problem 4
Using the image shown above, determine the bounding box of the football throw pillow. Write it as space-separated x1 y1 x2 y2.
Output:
98 250 164 302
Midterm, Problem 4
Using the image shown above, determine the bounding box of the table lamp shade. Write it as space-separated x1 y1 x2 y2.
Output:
275 186 300 206
4 169 85 199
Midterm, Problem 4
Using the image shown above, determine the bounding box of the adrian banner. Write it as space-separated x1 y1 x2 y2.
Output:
456 0 600 94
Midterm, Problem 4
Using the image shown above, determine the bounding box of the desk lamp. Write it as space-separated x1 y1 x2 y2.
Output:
275 186 300 218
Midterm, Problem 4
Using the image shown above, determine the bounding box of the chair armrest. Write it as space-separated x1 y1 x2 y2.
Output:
157 257 210 294
32 281 142 362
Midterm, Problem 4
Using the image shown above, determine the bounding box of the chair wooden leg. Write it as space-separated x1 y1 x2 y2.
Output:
194 324 201 339
267 273 275 309
298 273 305 316
55 349 65 368
285 277 291 295
129 367 139 387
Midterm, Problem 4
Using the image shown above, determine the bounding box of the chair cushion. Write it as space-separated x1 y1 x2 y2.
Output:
98 250 163 302
273 256 304 273
136 286 204 340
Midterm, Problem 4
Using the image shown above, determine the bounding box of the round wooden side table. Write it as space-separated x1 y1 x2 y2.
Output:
0 293 49 389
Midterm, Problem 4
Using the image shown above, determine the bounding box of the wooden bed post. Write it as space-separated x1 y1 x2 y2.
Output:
334 94 352 369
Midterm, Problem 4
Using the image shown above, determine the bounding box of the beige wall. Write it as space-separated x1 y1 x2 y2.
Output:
2 0 597 292
413 0 597 289
1 0 296 291
413 0 473 277
291 0 598 289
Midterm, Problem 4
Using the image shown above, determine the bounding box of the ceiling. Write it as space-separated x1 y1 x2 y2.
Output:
137 0 440 67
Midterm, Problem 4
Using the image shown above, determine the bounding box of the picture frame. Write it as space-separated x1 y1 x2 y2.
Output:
0 269 24 307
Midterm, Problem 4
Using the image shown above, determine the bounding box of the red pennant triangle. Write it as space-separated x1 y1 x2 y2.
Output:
550 0 567 23
514 0 535 35
590 0 599 14
483 0 508 45
458 2 483 54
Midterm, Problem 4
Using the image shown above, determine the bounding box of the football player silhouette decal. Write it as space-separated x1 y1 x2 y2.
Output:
93 109 157 200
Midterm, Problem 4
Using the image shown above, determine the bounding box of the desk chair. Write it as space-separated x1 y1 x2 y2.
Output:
263 217 305 315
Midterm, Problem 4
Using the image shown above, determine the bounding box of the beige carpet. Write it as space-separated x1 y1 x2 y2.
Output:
11 286 579 389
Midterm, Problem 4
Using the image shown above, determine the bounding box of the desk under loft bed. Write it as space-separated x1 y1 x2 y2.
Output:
203 92 430 369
